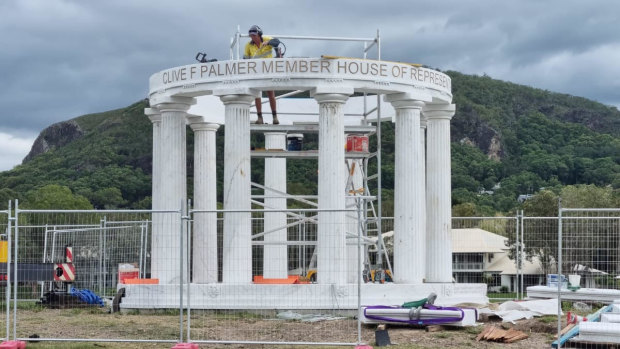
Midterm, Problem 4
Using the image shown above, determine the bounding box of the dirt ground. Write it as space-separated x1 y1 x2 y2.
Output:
0 306 562 349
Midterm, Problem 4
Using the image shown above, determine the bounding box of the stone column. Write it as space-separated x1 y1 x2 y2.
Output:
385 93 425 284
263 132 288 279
188 116 220 283
150 96 195 284
215 90 260 284
145 107 161 212
419 115 427 281
345 158 364 283
312 87 352 284
145 108 161 281
424 103 456 283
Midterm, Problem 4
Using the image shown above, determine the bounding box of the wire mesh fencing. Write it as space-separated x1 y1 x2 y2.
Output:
556 208 620 348
10 206 183 344
451 217 519 301
187 208 364 346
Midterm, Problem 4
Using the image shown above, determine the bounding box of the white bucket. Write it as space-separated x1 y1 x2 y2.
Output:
568 274 581 287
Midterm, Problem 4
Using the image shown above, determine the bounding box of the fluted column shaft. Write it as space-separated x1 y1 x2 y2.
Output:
150 97 194 284
314 92 350 284
189 117 220 283
425 103 456 282
386 94 425 284
219 93 257 284
263 132 288 278
345 159 364 283
145 108 161 212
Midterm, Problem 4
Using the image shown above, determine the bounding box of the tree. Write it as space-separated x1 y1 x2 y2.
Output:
89 187 126 209
23 184 93 210
0 188 18 210
452 203 477 217
523 190 559 217
561 184 619 208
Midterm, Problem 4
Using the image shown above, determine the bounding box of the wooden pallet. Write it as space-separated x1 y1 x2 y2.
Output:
476 325 529 343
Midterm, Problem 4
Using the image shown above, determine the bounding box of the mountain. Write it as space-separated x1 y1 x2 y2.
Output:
0 72 618 213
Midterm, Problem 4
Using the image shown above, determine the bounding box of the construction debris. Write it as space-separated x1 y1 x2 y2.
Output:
475 324 529 343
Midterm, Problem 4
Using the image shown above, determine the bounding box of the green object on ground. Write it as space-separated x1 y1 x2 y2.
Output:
402 298 428 308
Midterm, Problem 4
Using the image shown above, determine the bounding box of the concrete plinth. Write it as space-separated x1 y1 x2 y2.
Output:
119 282 488 310
188 116 220 284
313 91 352 284
263 132 288 279
424 104 456 283
217 91 259 284
149 97 194 284
386 94 425 284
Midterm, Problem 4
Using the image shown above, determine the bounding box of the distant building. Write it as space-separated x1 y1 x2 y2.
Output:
517 194 534 203
373 228 546 292
451 228 545 292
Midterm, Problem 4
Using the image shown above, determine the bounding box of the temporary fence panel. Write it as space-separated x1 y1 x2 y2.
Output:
452 217 519 301
1 208 9 341
187 208 364 346
557 209 620 349
521 216 561 297
12 206 183 344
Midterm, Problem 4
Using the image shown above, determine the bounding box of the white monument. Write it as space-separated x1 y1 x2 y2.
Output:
122 45 486 308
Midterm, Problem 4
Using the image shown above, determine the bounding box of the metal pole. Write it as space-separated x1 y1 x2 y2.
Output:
356 198 362 345
102 216 107 292
186 200 191 342
41 224 48 298
557 199 563 345
515 214 520 299
179 200 184 343
13 199 19 340
50 227 56 292
375 28 383 277
302 221 306 276
520 210 524 299
144 219 150 278
139 223 144 279
236 25 241 60
6 201 12 341
99 219 104 295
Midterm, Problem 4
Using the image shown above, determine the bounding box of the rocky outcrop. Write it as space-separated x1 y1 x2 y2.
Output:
452 104 503 160
22 120 84 163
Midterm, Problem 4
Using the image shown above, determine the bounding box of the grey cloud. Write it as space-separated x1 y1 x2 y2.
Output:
1 0 619 142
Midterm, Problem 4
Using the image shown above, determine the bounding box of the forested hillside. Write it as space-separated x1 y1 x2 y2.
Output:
0 71 618 213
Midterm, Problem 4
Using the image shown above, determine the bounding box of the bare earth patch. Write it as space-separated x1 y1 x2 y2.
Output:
2 308 556 348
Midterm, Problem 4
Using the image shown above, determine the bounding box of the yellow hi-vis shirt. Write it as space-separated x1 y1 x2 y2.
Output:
243 35 274 59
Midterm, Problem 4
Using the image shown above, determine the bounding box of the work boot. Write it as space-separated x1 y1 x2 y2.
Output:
272 112 279 125
255 116 264 124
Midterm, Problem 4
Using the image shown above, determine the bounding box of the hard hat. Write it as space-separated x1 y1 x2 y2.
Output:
248 25 262 36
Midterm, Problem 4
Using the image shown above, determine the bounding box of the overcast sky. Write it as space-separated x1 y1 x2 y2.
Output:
1 0 619 171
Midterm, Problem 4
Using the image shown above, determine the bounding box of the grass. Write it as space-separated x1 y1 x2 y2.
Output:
487 292 517 299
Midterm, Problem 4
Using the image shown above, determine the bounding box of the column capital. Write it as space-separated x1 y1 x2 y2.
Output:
149 96 196 112
213 88 261 104
311 86 353 104
264 132 287 137
187 114 220 132
190 123 220 133
384 93 425 110
217 94 257 106
145 108 162 124
423 103 456 120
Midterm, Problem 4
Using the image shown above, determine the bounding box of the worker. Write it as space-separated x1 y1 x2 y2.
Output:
243 25 279 125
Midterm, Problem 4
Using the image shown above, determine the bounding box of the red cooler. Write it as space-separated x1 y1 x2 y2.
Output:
346 134 369 152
